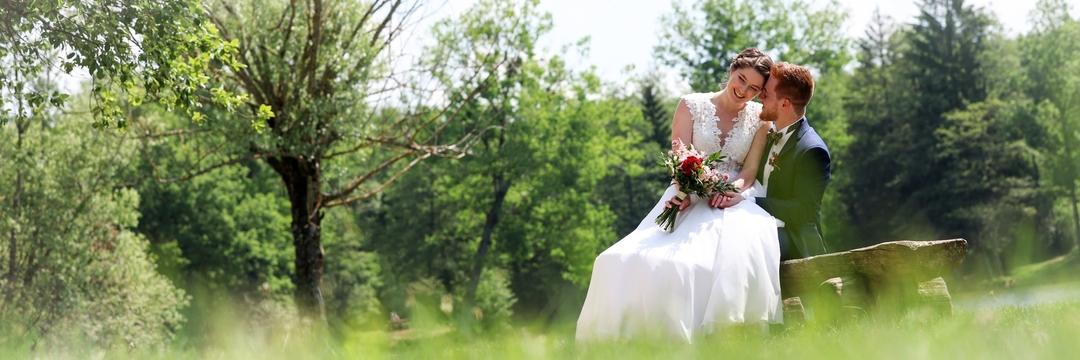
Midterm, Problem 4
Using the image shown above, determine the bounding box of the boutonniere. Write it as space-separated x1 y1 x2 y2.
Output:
768 151 781 170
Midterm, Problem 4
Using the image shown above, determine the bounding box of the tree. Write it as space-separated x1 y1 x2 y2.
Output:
639 74 673 151
134 134 295 298
656 0 850 91
599 76 671 237
842 10 915 242
132 0 501 321
0 85 185 349
933 98 1044 274
905 0 993 130
1021 0 1080 251
356 0 649 325
844 0 997 243
415 0 623 311
0 0 249 128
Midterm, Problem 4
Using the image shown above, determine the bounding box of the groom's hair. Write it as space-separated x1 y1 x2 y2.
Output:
770 62 814 115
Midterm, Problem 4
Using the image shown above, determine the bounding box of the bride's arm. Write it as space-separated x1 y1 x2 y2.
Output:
671 99 692 147
712 125 768 208
734 125 770 191
667 99 694 211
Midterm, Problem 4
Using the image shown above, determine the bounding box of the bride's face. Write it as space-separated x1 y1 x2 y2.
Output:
726 68 765 104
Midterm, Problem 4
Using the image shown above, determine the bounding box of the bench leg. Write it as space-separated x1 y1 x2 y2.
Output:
917 277 953 315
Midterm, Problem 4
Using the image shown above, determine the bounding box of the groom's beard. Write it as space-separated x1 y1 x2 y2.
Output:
759 105 778 122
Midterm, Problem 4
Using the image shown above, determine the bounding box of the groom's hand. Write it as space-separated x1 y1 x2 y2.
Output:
718 192 744 208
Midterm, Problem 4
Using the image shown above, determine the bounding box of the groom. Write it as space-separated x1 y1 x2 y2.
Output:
720 62 832 260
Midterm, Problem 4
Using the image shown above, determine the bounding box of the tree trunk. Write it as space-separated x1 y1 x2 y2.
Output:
6 112 29 290
268 156 326 323
466 172 511 307
1070 183 1080 251
1063 112 1080 251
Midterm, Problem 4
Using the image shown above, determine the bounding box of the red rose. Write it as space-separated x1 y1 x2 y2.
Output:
680 156 702 176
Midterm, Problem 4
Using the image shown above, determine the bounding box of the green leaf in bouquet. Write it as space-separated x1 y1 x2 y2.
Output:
706 151 726 165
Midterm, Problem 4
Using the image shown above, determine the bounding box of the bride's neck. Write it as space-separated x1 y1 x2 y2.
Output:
714 90 743 114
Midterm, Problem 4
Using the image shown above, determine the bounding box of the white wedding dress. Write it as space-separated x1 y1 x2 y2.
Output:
576 93 782 343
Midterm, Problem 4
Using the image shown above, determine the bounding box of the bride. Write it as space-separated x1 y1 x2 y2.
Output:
576 48 782 343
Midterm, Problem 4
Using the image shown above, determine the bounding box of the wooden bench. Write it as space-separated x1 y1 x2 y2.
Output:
779 239 967 322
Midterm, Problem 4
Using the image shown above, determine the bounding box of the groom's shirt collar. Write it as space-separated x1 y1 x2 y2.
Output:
777 117 805 137
771 117 804 152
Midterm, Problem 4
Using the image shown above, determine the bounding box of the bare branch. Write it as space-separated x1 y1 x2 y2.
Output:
369 0 404 49
323 151 431 208
322 150 414 202
155 152 268 184
130 128 214 140
321 122 488 208
322 64 490 161
341 0 388 52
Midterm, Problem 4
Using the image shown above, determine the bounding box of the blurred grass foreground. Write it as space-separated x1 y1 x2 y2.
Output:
3 281 1080 359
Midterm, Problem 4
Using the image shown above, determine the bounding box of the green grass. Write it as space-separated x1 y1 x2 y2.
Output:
376 302 1080 360
1009 250 1080 287
7 286 1080 359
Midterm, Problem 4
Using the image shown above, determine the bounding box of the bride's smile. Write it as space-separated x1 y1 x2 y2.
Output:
733 87 747 100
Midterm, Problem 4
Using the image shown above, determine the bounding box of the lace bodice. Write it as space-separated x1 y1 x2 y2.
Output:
681 93 764 177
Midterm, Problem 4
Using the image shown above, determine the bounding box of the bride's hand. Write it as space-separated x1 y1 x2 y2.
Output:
718 192 744 208
708 193 728 208
665 195 692 212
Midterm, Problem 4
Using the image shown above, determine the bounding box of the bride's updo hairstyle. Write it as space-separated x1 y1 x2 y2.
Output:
729 48 773 82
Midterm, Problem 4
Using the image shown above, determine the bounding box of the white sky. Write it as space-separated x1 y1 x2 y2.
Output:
405 0 1080 92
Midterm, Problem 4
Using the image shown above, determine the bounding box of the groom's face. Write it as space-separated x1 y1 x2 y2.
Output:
759 77 779 122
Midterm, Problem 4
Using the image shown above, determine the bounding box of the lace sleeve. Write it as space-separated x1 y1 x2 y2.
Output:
679 94 702 129
746 102 764 132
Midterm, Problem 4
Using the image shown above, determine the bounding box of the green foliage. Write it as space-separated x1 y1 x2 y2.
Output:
933 98 1045 274
470 269 517 331
599 79 671 237
322 208 384 330
0 108 185 349
126 0 504 318
838 0 1080 276
358 0 635 323
639 77 673 151
656 0 851 91
1020 0 1080 252
843 0 1003 244
137 164 295 296
128 104 294 298
0 0 248 128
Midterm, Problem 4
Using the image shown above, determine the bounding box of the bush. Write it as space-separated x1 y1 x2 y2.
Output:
0 116 186 350
472 269 517 331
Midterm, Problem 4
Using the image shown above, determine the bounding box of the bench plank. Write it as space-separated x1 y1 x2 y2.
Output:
778 239 967 317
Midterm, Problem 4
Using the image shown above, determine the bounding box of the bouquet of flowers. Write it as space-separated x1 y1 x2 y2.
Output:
655 139 740 232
